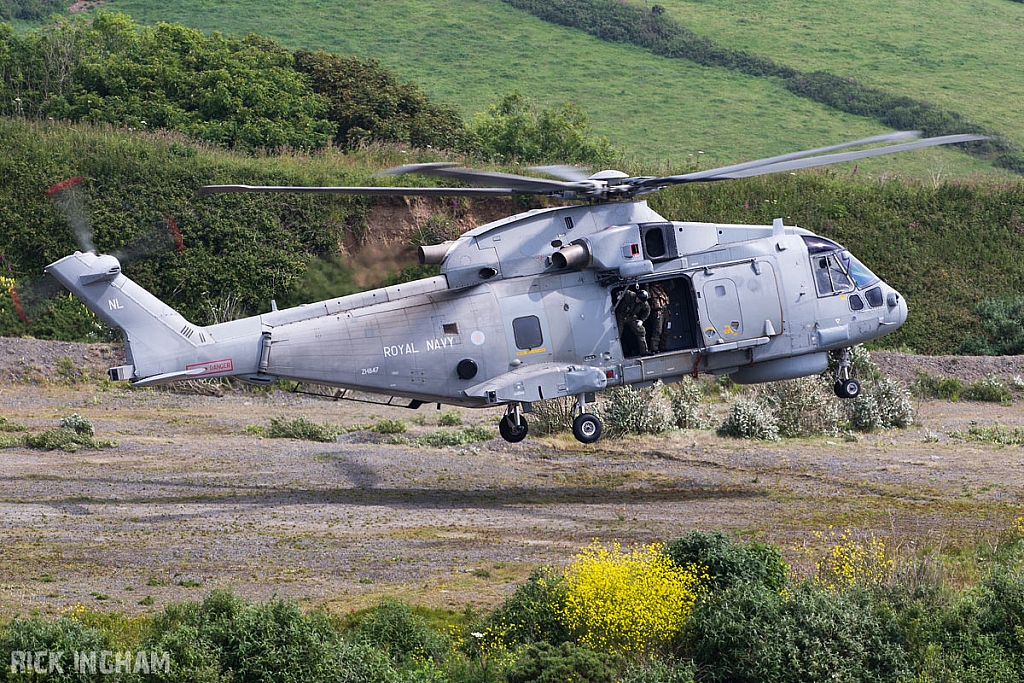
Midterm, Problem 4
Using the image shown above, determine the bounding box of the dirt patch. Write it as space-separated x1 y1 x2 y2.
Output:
1 339 1023 617
69 1 104 13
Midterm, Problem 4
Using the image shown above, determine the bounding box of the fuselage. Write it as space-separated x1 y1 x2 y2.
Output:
46 201 906 409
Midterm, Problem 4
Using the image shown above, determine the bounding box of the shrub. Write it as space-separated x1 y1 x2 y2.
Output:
484 566 570 647
763 377 843 437
620 656 696 683
664 379 713 430
143 590 394 683
530 396 576 436
717 394 779 441
599 382 672 437
811 528 894 590
560 542 707 656
666 530 789 592
506 641 618 683
958 297 1024 356
868 375 916 429
911 371 965 401
687 582 911 683
267 416 339 442
60 413 95 436
353 598 449 664
965 375 1013 405
0 614 111 678
949 423 1024 445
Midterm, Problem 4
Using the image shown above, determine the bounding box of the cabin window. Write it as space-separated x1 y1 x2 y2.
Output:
865 286 884 308
849 294 865 311
443 323 459 335
813 253 855 297
513 316 543 349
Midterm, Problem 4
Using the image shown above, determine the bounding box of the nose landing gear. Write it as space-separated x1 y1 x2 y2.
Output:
831 347 861 399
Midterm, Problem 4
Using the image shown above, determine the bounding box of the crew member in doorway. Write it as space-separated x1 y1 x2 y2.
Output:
615 285 651 356
646 281 671 354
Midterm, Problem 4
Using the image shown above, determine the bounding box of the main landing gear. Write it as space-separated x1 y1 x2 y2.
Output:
830 347 861 399
498 396 605 444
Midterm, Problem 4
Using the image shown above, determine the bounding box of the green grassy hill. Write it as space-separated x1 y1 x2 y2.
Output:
91 0 1013 178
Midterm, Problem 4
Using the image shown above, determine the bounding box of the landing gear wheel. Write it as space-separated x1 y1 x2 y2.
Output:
572 413 603 444
499 414 529 443
834 378 861 399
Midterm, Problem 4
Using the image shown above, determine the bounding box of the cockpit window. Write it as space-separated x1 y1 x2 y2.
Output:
801 234 843 254
813 253 855 296
839 251 880 288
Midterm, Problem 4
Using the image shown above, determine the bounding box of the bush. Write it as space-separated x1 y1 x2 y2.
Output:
530 396 576 436
60 413 95 436
763 377 843 438
687 582 911 683
143 590 395 683
0 614 112 679
484 566 570 647
664 379 713 430
811 528 894 590
959 297 1024 356
506 641 618 683
912 371 965 401
717 394 779 441
965 375 1013 405
620 656 695 683
599 382 672 437
559 542 707 656
353 598 449 664
666 530 789 592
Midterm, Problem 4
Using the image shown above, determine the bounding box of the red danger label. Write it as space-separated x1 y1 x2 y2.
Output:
186 358 234 376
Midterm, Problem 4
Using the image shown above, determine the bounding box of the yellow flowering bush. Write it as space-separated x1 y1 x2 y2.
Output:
559 541 708 656
812 528 893 590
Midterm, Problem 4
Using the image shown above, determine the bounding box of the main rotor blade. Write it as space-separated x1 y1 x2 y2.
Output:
382 163 591 194
642 133 986 188
198 185 521 198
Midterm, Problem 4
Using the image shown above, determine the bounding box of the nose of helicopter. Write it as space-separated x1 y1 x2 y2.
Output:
888 288 908 329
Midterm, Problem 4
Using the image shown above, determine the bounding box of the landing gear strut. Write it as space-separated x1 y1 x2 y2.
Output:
831 347 861 399
571 394 603 444
498 402 529 443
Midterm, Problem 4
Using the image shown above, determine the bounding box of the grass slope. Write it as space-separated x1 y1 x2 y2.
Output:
655 0 1024 150
93 0 1002 178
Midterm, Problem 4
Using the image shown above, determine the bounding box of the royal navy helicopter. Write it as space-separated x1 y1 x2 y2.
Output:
46 131 982 443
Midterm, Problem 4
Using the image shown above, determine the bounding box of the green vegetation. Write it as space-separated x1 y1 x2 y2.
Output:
505 0 1021 173
265 415 340 442
0 0 66 21
83 0 1010 177
959 297 1024 355
9 529 1024 682
0 412 117 451
415 425 494 447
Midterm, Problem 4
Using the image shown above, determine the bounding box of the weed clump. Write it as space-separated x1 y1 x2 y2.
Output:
415 425 493 447
371 418 407 434
19 414 116 452
265 416 339 442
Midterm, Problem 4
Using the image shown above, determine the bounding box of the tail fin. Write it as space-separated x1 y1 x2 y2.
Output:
46 251 210 382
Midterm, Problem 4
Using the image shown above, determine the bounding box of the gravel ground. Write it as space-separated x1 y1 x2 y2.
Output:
1 338 1023 617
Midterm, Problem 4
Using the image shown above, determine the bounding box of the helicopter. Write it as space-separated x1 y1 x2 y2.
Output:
45 131 983 444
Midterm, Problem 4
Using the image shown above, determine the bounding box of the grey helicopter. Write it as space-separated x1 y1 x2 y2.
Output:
46 131 982 444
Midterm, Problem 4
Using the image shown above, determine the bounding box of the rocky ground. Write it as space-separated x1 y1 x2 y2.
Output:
1 338 1023 618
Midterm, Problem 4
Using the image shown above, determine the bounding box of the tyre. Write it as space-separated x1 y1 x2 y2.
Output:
498 414 529 443
834 378 861 399
572 413 603 444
